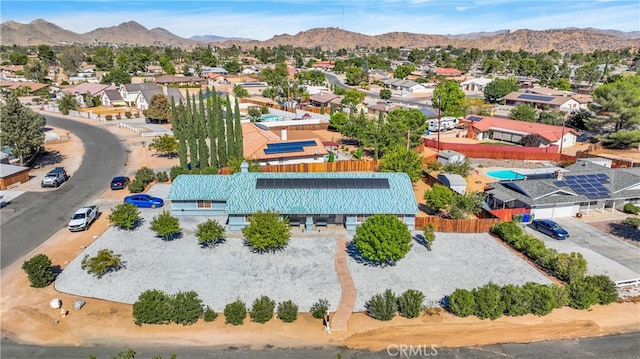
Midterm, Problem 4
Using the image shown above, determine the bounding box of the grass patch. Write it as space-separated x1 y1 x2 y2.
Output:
479 141 514 146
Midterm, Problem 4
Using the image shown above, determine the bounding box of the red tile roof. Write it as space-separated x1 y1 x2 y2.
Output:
469 116 578 142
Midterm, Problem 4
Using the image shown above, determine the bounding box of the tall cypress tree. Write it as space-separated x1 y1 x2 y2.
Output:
225 95 235 160
233 98 244 159
186 93 199 171
197 90 209 168
207 89 219 169
172 98 188 168
217 95 228 167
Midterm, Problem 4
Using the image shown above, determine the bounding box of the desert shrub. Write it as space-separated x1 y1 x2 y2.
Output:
397 289 425 319
196 219 225 247
623 202 640 214
132 289 173 326
124 111 133 119
277 300 298 323
250 295 276 324
500 284 530 316
447 288 475 317
366 289 397 321
81 249 123 278
108 203 141 230
422 223 436 251
550 284 569 308
135 167 156 185
491 221 524 244
585 275 618 304
149 211 181 240
170 165 189 181
310 298 329 319
155 171 169 182
105 114 113 121
171 291 203 325
623 216 640 228
21 254 55 288
523 282 556 316
553 252 587 283
224 300 247 325
127 178 146 193
472 282 505 320
424 160 443 172
203 306 218 322
567 277 600 310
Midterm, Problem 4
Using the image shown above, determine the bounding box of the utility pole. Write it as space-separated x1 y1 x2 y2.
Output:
559 114 567 154
436 95 442 154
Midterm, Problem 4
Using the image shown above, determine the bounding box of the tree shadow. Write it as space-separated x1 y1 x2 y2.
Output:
51 264 63 279
607 222 640 242
199 238 226 249
413 233 427 247
346 241 393 267
242 239 287 253
32 150 65 168
157 232 182 242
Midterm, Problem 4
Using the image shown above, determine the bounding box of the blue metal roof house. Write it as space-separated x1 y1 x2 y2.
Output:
168 166 418 231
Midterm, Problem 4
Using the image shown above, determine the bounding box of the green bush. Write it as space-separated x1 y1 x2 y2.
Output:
124 111 133 119
623 202 640 214
553 252 587 283
81 249 123 278
127 178 146 193
567 277 600 310
196 219 225 247
422 223 436 251
584 275 618 304
447 288 475 317
155 171 169 182
149 211 181 240
224 300 247 325
397 289 425 319
171 291 203 325
310 298 329 319
277 300 298 323
170 166 190 181
523 282 556 316
491 221 523 243
132 289 173 326
203 306 218 322
623 216 640 228
500 284 530 316
472 282 505 320
550 284 569 308
105 114 113 121
108 203 141 230
250 295 276 324
21 254 55 288
135 167 156 185
366 289 397 321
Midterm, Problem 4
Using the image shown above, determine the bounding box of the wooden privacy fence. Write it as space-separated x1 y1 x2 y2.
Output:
414 216 500 232
261 160 380 173
423 138 576 162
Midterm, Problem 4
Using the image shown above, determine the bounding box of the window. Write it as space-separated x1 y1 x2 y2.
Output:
197 200 212 208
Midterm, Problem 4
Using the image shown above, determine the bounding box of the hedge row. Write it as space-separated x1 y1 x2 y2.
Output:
366 289 426 320
491 221 587 283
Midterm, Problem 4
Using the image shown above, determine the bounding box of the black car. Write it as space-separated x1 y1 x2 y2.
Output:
531 219 569 240
110 176 130 190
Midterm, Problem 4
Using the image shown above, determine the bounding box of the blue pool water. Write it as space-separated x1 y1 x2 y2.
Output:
260 114 282 121
486 170 527 180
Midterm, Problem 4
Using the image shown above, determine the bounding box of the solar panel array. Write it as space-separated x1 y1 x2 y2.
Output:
518 94 555 102
554 173 610 199
256 178 390 189
467 115 483 121
263 140 317 155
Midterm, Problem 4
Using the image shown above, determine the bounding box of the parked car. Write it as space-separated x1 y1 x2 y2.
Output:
41 167 68 188
110 176 130 190
531 219 569 240
124 194 164 208
68 205 99 232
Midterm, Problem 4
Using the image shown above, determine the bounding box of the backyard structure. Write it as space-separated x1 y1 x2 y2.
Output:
168 166 419 231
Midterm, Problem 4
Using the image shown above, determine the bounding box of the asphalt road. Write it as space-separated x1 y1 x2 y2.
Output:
2 332 639 358
0 114 126 269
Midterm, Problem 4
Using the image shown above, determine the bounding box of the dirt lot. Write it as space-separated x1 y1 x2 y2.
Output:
1 115 639 352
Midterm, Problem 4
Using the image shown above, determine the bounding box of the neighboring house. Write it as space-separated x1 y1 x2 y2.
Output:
367 103 399 117
309 91 343 107
311 61 335 70
485 161 640 219
119 83 162 107
437 173 466 195
460 78 493 92
63 83 117 107
571 94 594 111
136 86 184 111
201 67 229 75
0 81 49 96
154 75 206 86
235 82 269 96
437 150 466 165
466 115 578 150
100 89 126 107
435 67 462 77
145 65 164 74
504 91 581 112
304 85 330 95
383 79 429 94
242 122 328 165
0 163 30 190
168 169 418 231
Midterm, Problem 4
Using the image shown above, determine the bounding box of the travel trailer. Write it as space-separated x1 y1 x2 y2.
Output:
427 117 459 132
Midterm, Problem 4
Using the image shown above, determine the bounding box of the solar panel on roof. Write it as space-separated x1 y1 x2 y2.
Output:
518 94 555 102
255 178 390 190
467 116 483 121
264 147 304 155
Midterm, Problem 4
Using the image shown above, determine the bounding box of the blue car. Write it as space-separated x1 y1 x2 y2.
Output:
124 194 164 208
531 219 569 240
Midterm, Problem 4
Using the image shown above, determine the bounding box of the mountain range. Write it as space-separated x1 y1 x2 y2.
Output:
2 19 639 53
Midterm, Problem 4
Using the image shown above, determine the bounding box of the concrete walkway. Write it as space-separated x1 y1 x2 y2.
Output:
331 232 356 331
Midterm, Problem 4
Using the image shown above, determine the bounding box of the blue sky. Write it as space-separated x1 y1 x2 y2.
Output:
2 0 639 41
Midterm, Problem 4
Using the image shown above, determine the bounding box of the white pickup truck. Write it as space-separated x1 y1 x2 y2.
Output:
68 205 99 232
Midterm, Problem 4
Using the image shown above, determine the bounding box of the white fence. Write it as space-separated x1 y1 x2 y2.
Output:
117 122 140 134
141 131 174 137
615 278 640 288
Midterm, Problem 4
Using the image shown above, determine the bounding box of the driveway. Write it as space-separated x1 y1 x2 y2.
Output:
525 217 640 282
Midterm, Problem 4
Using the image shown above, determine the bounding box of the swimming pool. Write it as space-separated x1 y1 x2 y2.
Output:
486 169 527 180
260 114 282 121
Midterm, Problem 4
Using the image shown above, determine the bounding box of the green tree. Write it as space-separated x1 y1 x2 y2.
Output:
233 98 244 159
341 89 366 110
57 93 79 115
394 64 415 79
433 80 467 117
310 298 329 319
443 159 473 177
448 288 475 317
223 59 241 74
593 74 640 131
227 158 260 174
472 282 505 320
0 94 46 165
483 78 519 103
108 203 141 230
9 52 28 65
59 46 85 76
23 60 48 83
148 135 178 157
250 295 276 324
601 130 640 149
159 56 176 75
449 192 484 219
424 183 454 213
132 289 173 325
554 252 587 283
329 112 349 132
352 214 412 266
379 88 392 100
567 278 600 310
277 300 298 323
21 254 55 288
171 291 203 325
100 68 132 85
37 44 56 65
81 249 123 278
397 289 425 319
145 94 171 122
91 46 115 71
195 219 225 247
509 104 537 122
366 289 397 321
548 78 572 91
345 66 366 85
150 211 181 240
224 299 247 325
242 210 291 253
379 146 424 183
233 85 249 98
422 223 436 251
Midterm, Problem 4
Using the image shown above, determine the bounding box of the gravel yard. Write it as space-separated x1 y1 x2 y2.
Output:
348 233 553 311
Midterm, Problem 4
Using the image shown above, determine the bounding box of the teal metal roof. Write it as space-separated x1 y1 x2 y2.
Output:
168 172 418 215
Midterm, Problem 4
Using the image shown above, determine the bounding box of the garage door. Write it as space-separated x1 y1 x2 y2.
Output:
532 206 575 219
